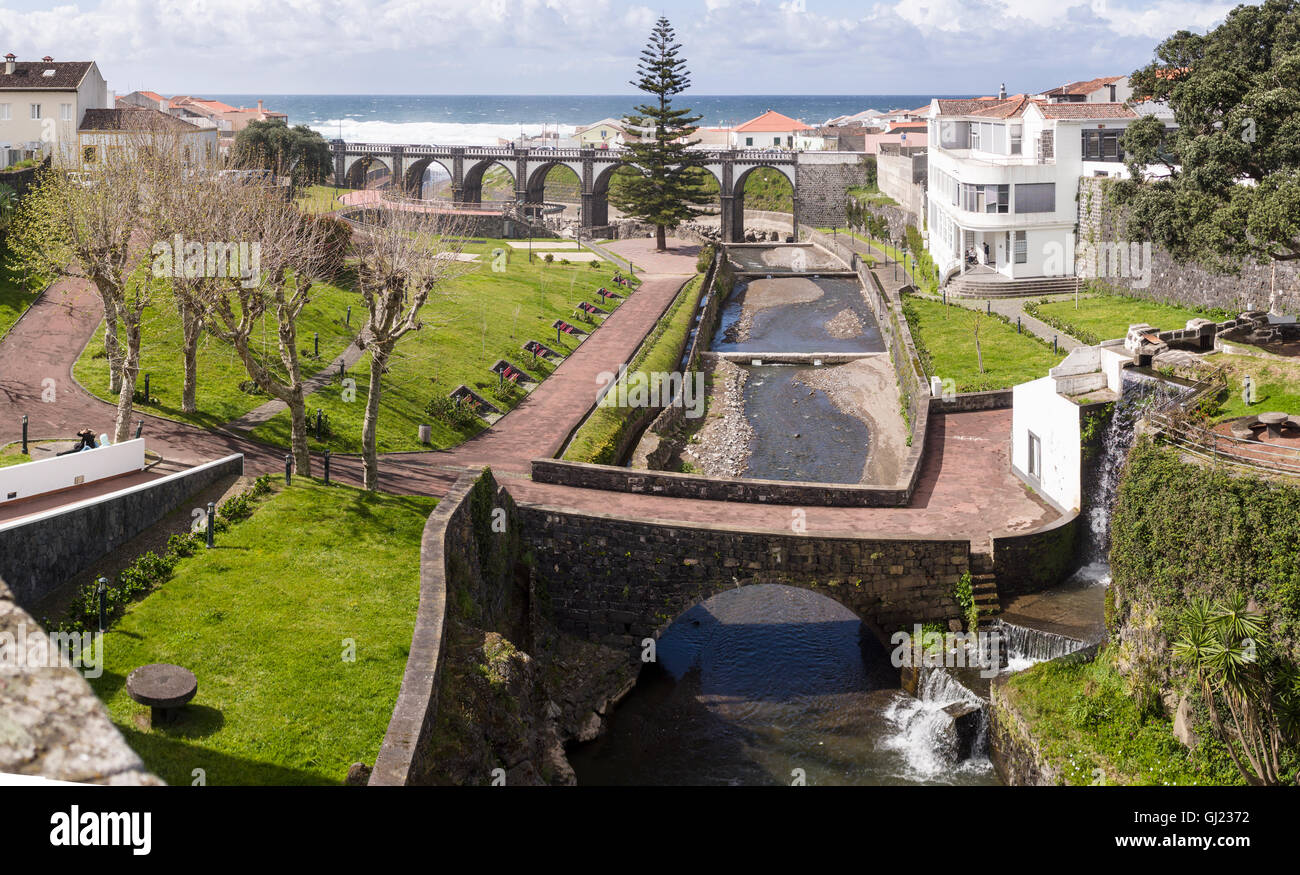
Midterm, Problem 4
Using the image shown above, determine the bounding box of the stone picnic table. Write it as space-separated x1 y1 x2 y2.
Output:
126 663 197 726
1259 411 1289 439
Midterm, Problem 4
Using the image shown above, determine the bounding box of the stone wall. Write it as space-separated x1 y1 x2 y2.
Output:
0 454 245 609
991 511 1080 597
1076 177 1300 315
875 152 925 226
518 504 969 648
931 388 1013 414
0 578 160 784
797 154 870 228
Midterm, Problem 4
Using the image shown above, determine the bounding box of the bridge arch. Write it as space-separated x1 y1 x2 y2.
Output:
524 160 583 205
403 155 455 199
589 161 636 227
730 163 797 241
462 159 517 205
343 154 393 190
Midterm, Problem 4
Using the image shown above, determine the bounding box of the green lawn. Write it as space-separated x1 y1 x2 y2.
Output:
249 239 617 453
73 276 364 431
562 272 703 464
0 247 47 340
902 295 1065 391
297 184 350 215
1029 289 1234 345
0 445 31 467
89 480 437 786
1002 646 1240 785
1209 353 1300 420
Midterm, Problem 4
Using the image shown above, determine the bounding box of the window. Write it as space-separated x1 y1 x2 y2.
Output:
29 103 41 120
0 104 9 121
959 183 1008 213
1037 130 1054 161
60 103 72 121
1014 231 1027 263
1081 129 1123 162
1027 432 1042 478
773 137 781 146
1015 182 1055 213
1010 125 1022 155
83 145 97 163
745 136 753 146
969 124 980 151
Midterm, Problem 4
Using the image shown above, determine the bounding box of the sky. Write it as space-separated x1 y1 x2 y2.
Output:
0 0 1248 96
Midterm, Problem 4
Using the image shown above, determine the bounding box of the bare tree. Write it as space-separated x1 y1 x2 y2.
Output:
10 109 196 440
350 207 470 489
203 179 333 475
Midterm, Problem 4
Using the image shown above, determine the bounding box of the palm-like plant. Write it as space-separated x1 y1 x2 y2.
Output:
1173 594 1297 785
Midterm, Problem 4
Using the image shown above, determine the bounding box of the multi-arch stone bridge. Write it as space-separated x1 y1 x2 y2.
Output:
330 140 866 241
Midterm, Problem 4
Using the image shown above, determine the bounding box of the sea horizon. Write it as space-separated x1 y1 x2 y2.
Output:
201 93 973 145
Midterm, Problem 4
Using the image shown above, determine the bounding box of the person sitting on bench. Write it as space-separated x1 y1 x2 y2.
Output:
58 429 99 456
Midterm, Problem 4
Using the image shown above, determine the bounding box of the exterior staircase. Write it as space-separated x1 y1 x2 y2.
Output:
969 550 1001 630
947 271 1081 299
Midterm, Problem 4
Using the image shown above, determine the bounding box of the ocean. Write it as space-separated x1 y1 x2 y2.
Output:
205 94 963 145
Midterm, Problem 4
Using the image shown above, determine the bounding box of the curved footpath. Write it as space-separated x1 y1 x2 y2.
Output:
0 237 1054 540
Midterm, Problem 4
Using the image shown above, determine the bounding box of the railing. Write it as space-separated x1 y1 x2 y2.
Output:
1146 366 1300 477
338 142 801 163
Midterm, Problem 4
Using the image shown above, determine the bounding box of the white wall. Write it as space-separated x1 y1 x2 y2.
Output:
0 439 146 506
1011 377 1081 512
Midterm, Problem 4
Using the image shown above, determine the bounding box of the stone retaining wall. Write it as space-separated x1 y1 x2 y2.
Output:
932 389 1013 414
991 511 1080 597
1077 177 1300 315
797 156 870 228
518 503 968 647
0 578 161 784
0 454 244 609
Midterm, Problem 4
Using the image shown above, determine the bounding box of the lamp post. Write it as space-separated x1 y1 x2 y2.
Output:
284 453 293 485
206 501 215 549
21 414 27 454
97 577 108 633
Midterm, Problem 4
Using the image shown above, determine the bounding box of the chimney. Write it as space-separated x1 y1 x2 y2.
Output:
42 56 52 62
257 99 264 115
998 82 1006 100
4 54 14 75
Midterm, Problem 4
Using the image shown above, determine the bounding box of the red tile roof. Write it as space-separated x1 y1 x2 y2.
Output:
734 109 812 132
79 107 206 132
1041 76 1123 98
0 60 93 90
1035 102 1136 119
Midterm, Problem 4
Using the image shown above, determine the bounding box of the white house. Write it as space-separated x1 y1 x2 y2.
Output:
1038 76 1133 105
730 110 819 150
0 54 109 167
927 93 1143 288
78 107 218 168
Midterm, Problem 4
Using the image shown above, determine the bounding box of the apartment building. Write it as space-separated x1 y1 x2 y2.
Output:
927 93 1141 290
0 54 110 167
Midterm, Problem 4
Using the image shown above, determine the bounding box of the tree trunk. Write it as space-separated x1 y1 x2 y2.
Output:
361 345 389 491
180 302 201 414
104 306 122 394
112 321 141 443
656 224 666 252
287 387 310 479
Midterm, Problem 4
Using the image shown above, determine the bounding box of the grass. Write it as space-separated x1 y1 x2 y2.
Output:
89 480 437 786
0 246 48 340
562 272 704 464
1206 352 1300 420
296 184 350 215
249 239 617 453
1001 646 1240 785
0 444 31 467
902 295 1064 391
73 275 364 431
848 183 898 207
1028 288 1234 345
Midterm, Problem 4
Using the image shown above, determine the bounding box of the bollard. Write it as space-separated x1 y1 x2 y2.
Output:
556 326 561 345
21 414 27 455
285 453 293 485
315 408 323 439
206 501 215 549
314 332 319 358
323 449 331 485
338 361 344 381
1053 335 1058 353
97 577 108 633
987 301 991 316
135 419 143 439
143 373 150 402
1017 317 1022 334
345 305 351 328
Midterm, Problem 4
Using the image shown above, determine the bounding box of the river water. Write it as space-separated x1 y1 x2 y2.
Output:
569 585 999 786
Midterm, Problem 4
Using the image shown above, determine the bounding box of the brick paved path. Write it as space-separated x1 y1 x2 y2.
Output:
0 237 1056 540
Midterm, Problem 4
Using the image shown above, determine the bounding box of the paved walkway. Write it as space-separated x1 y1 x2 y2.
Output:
0 237 1059 542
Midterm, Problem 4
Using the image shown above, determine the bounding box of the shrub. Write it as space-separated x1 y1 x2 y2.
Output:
425 395 480 429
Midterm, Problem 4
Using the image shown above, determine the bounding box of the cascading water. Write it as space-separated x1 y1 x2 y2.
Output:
991 619 1087 668
880 667 991 781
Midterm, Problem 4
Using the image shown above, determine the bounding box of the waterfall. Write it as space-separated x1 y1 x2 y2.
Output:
1077 368 1191 576
880 667 990 780
991 619 1088 670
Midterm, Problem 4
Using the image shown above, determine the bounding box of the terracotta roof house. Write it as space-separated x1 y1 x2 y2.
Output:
78 107 219 168
1038 76 1132 104
730 110 820 150
0 54 110 166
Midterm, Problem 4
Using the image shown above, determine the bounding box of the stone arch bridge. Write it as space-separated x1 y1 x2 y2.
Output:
331 141 865 241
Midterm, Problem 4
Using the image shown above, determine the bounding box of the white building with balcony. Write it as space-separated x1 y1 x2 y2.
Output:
926 94 1140 295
